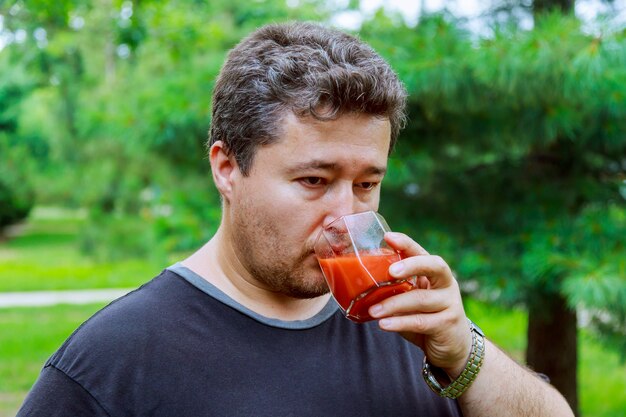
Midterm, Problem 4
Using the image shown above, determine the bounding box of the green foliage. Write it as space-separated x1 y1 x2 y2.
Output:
0 138 35 229
0 55 36 230
0 166 33 229
0 208 163 291
373 13 626 352
1 0 337 256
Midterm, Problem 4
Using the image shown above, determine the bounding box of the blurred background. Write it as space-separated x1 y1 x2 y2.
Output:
1 0 626 416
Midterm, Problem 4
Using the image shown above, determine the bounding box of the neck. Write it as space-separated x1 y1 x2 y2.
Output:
182 226 331 321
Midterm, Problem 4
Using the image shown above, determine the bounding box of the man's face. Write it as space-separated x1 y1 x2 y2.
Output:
227 112 391 299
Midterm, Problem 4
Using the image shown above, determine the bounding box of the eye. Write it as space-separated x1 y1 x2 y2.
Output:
356 181 378 191
300 177 326 187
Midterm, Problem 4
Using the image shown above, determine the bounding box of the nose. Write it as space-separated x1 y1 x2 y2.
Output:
321 182 369 228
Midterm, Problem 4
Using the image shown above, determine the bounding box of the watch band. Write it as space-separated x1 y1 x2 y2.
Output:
422 318 486 399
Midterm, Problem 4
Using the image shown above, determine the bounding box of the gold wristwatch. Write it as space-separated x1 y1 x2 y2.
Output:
422 318 486 399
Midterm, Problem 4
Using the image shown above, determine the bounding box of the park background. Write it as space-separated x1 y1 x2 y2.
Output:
1 0 626 416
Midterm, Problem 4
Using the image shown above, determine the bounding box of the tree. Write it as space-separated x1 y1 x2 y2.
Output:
362 13 626 416
0 0 336 253
0 53 36 231
533 0 574 14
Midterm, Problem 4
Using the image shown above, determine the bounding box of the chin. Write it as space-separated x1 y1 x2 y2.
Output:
287 274 329 300
288 287 329 300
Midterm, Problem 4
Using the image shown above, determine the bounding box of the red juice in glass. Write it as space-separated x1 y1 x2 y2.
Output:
315 211 417 323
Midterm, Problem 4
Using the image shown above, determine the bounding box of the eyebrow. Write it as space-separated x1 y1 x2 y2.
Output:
285 160 387 176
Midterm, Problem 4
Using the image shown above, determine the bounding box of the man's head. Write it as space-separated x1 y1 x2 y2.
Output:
209 21 407 175
208 22 406 300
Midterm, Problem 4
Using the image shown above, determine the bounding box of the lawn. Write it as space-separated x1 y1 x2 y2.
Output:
0 303 109 416
1 208 625 417
0 208 167 291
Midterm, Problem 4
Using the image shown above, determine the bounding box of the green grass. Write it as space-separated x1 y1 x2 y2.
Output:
0 303 108 391
0 210 166 291
0 303 109 417
464 298 528 361
578 332 626 417
0 258 160 291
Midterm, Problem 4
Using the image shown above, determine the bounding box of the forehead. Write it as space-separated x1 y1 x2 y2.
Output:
252 112 392 173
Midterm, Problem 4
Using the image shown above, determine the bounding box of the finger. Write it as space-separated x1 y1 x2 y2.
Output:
377 311 441 334
384 232 429 257
377 307 466 335
382 312 473 372
369 288 450 318
417 275 430 289
388 254 455 289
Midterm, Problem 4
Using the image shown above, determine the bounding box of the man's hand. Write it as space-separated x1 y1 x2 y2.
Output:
369 232 575 417
368 231 472 378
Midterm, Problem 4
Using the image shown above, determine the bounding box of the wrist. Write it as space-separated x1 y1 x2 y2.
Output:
422 318 486 399
444 330 474 379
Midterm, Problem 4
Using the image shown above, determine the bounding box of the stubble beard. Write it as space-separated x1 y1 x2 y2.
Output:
231 208 329 299
249 250 329 299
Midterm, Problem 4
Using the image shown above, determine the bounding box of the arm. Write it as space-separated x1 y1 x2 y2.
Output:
368 232 574 417
457 340 572 416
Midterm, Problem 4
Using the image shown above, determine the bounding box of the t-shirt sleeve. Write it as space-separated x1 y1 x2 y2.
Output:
16 365 110 417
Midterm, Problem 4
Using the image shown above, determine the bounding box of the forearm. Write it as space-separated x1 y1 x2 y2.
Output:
456 340 574 417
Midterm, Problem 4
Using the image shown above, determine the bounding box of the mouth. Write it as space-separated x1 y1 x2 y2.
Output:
308 252 320 265
306 252 323 270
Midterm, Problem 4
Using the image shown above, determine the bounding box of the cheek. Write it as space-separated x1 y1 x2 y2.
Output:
247 180 307 215
237 178 324 244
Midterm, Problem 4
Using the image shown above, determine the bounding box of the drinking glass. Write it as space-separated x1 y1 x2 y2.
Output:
314 211 417 323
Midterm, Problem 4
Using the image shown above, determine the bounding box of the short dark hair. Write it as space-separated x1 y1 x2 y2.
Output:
209 21 407 175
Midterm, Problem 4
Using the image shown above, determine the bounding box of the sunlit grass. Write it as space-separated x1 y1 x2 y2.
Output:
0 303 109 417
0 303 108 391
464 297 527 361
0 259 160 292
578 332 626 417
0 209 164 291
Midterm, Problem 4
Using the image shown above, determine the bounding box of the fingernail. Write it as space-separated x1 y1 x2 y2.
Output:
379 318 393 329
370 304 383 317
389 262 404 275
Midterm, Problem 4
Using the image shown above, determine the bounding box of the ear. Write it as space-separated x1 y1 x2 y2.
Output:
210 141 238 203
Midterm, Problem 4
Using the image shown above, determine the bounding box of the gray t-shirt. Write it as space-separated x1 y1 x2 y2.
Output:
18 265 463 416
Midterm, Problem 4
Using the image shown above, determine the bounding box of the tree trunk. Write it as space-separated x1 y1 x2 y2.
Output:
533 0 575 15
103 0 116 84
526 292 579 416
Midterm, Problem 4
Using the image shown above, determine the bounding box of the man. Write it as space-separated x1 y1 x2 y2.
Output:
18 22 573 416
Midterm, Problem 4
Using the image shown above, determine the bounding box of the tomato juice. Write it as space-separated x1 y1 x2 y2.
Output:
318 251 416 323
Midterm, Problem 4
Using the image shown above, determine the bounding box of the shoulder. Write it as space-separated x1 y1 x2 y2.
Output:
48 269 195 375
41 268 213 414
